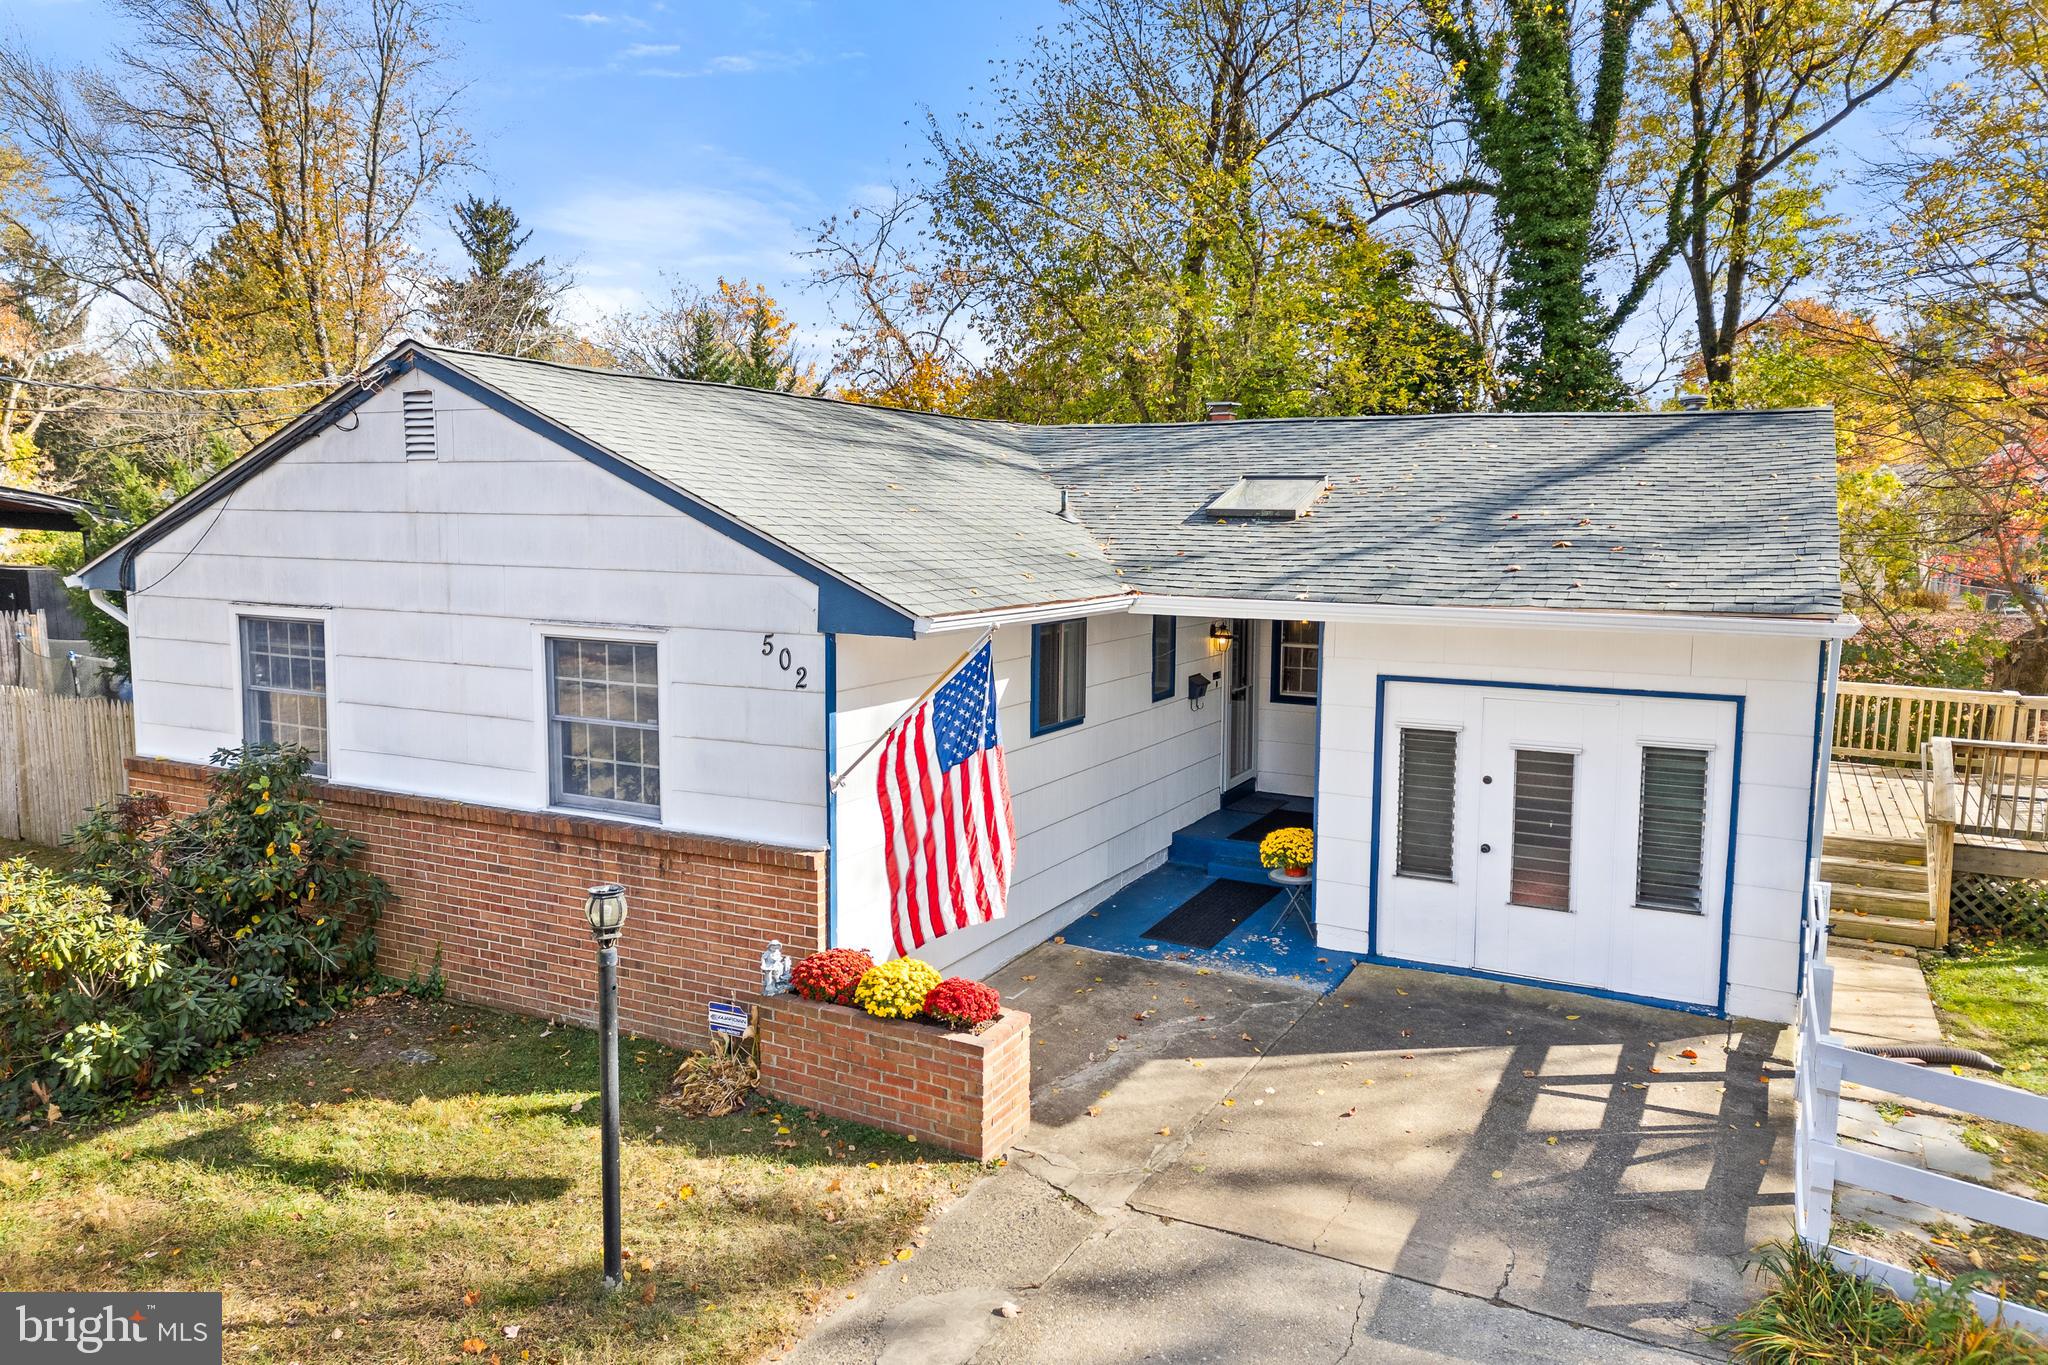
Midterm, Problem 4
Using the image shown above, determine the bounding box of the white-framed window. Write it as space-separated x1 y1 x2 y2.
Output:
1150 615 1177 702
1273 619 1320 702
1032 618 1087 735
1636 745 1711 912
240 616 328 774
547 637 661 818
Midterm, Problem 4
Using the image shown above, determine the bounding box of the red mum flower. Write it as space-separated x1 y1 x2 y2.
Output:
790 948 874 1007
922 977 1002 1030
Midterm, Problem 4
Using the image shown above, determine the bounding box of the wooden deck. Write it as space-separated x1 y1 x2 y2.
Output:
1827 762 1927 845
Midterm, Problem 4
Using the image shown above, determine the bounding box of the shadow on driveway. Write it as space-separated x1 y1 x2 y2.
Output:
994 945 1794 1354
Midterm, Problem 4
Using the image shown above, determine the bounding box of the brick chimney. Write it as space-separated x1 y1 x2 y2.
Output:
1204 400 1241 422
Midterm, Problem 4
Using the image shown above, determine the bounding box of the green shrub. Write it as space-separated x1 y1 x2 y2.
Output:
0 860 242 1118
69 745 387 1035
0 745 390 1119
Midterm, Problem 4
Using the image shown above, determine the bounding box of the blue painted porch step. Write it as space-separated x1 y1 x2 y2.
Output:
1167 800 1315 886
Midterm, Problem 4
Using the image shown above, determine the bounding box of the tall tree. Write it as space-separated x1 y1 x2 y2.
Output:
424 196 571 357
1425 0 1649 408
0 0 465 437
608 279 817 393
909 0 1475 422
0 144 100 483
1617 0 1939 401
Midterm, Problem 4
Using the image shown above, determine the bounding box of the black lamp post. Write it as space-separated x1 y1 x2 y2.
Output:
583 882 628 1292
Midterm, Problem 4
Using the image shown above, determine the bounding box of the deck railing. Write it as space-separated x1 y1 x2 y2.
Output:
1949 738 2048 844
1834 682 2048 764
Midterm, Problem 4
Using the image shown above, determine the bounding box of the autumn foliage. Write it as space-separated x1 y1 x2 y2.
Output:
789 948 874 1007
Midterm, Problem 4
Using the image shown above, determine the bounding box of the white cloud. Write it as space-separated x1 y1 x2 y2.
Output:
622 42 681 57
564 10 614 22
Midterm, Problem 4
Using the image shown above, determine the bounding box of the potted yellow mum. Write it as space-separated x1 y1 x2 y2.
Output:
1259 826 1315 880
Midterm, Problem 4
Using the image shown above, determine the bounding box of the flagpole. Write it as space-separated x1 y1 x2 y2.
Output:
828 627 996 793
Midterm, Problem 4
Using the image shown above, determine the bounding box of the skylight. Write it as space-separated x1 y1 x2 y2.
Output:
1203 475 1329 521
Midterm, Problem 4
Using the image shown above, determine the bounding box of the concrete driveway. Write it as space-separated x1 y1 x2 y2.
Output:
786 945 1795 1363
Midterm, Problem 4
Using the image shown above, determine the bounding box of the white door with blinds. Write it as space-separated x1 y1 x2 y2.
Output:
1376 681 1737 1010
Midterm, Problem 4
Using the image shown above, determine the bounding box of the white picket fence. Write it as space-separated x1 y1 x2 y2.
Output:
1797 879 2048 1336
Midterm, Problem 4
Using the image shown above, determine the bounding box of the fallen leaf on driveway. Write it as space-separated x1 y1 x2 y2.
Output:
1679 1049 1699 1060
1340 1106 1357 1118
1157 1126 1171 1136
1564 1014 1580 1021
1086 1106 1102 1117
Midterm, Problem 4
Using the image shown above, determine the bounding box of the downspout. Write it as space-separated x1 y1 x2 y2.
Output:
88 588 129 628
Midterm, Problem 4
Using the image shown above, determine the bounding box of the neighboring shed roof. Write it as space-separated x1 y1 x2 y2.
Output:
72 342 1846 630
0 485 88 533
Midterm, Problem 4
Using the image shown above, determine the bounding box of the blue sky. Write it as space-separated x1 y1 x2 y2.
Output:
17 0 1064 343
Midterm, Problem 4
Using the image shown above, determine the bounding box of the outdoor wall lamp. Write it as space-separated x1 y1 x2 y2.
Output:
583 882 627 1291
1208 621 1235 644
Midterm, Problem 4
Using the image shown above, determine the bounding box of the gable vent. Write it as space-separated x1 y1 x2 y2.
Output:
402 389 437 460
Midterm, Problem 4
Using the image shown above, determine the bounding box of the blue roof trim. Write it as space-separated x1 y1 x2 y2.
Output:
76 347 920 638
398 352 916 638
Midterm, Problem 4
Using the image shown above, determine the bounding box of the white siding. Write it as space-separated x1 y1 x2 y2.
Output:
1253 619 1318 797
126 381 828 848
1312 622 1822 1022
834 613 1222 978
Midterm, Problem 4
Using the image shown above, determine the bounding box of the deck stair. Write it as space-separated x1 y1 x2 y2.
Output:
1821 833 1938 948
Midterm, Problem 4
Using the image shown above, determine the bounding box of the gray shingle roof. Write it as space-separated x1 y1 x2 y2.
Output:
430 348 1845 623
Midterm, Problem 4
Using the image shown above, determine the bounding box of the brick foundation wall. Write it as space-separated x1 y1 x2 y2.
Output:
754 993 1031 1160
126 757 826 1049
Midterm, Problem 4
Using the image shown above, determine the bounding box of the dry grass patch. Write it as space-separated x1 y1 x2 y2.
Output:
0 994 979 1363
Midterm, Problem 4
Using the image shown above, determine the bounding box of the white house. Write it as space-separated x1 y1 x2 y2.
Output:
74 341 1849 1028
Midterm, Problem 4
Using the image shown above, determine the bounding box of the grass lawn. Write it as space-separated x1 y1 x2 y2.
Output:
1926 941 2048 1094
0 994 981 1363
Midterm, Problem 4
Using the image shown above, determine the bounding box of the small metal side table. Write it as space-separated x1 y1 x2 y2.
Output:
1268 868 1313 937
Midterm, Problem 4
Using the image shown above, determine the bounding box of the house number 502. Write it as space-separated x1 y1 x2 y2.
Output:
761 634 808 689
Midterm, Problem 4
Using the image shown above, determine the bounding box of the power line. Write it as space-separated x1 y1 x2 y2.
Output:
0 371 360 398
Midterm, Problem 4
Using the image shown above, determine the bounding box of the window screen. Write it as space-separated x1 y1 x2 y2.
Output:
549 638 661 817
1395 727 1457 880
1510 749 1576 911
1033 619 1087 733
1151 616 1176 702
1276 620 1320 699
1637 746 1711 911
240 617 327 774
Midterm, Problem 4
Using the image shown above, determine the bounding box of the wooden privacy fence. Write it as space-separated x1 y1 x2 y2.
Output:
0 609 48 690
1797 883 2048 1338
1834 681 2048 764
0 685 133 846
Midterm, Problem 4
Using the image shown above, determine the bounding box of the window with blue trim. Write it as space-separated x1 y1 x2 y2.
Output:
1032 619 1087 734
1272 620 1320 702
1150 616 1176 702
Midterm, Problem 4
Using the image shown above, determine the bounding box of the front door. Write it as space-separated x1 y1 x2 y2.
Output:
1376 680 1736 1010
1223 620 1257 790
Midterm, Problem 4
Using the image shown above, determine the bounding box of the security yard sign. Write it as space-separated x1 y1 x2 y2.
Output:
708 1001 750 1038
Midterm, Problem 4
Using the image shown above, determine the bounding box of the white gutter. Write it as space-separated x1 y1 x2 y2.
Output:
1124 594 1862 642
915 594 1139 635
85 587 130 627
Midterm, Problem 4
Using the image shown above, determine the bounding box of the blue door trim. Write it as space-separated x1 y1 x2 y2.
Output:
824 633 839 948
1365 673 1745 1018
85 346 920 639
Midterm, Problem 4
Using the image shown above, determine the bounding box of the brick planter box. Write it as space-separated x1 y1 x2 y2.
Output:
754 993 1030 1160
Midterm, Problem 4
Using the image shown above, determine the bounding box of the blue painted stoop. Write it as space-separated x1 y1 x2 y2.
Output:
1167 794 1314 885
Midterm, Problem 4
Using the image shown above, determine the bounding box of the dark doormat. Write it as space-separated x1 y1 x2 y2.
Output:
1229 808 1314 844
1144 879 1279 949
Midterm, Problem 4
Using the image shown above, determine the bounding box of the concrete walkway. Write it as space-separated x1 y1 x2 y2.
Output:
785 946 1798 1363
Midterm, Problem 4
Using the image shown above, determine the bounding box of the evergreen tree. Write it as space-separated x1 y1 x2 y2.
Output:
424 196 569 357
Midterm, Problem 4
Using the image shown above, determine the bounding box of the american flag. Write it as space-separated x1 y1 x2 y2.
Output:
877 639 1015 956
